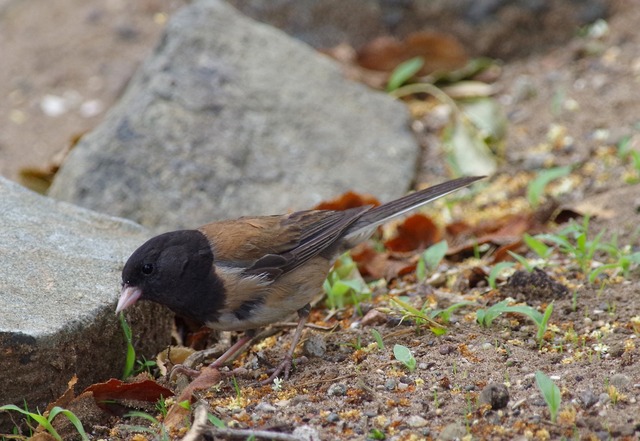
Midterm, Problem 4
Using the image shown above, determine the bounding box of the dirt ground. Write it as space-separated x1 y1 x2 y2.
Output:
1 1 639 440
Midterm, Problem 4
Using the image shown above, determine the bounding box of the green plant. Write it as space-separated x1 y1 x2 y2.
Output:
476 300 553 345
393 344 417 372
0 404 88 441
429 301 474 324
537 216 604 275
122 410 169 441
487 262 515 289
323 253 371 310
387 56 425 91
207 413 226 428
416 240 448 281
587 234 640 282
371 329 385 350
527 166 572 209
368 428 386 440
155 396 168 419
120 312 136 379
391 296 445 334
535 370 561 423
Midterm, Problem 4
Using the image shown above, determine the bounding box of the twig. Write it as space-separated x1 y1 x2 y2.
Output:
296 373 356 388
181 405 304 441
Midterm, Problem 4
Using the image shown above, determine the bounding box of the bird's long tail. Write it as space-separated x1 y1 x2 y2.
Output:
342 176 484 246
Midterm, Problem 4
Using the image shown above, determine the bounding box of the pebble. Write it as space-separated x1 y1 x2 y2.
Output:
598 393 610 405
439 422 466 440
327 412 340 422
302 334 326 358
418 362 428 370
578 389 598 409
439 344 455 355
397 382 409 391
610 373 631 390
254 402 276 412
479 383 510 409
407 415 428 428
327 383 347 396
292 425 321 441
385 379 397 390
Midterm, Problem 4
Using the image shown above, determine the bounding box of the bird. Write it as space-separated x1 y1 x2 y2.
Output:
116 176 483 383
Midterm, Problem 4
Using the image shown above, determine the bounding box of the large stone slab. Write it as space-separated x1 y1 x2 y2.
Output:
0 177 172 423
48 0 419 232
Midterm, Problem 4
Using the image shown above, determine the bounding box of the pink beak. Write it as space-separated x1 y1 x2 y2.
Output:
116 285 143 314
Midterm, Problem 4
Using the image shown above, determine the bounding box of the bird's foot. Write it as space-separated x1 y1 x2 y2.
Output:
169 364 202 381
257 355 308 386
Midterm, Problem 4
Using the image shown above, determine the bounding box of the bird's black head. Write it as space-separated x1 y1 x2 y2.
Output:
118 229 225 323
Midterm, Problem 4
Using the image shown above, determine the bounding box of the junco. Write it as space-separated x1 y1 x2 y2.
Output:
116 176 483 383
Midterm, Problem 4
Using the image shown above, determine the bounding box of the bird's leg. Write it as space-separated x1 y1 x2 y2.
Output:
259 304 310 386
170 330 255 380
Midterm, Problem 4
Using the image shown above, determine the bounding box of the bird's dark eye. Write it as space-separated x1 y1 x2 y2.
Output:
141 263 154 275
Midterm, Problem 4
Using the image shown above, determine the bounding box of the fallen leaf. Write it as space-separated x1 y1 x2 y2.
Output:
164 366 222 430
357 31 468 75
82 378 174 409
384 214 441 252
157 346 197 376
314 191 380 211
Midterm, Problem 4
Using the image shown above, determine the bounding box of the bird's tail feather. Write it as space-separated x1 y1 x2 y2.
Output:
342 176 484 245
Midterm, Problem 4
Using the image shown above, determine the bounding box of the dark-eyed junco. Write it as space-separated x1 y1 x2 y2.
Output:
116 176 483 383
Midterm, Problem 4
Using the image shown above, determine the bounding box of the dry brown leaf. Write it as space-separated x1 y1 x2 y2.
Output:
357 31 468 75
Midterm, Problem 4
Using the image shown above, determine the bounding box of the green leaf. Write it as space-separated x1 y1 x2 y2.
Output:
207 413 226 428
423 240 448 271
47 407 89 441
0 405 62 441
507 251 535 272
387 57 425 92
444 115 498 176
527 166 572 209
459 97 507 142
535 370 561 423
393 344 416 372
487 262 515 289
523 233 551 259
120 312 136 379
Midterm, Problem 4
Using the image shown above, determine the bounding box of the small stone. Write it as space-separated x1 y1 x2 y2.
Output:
479 383 510 409
407 415 428 428
418 362 428 370
439 344 455 355
578 389 598 409
327 412 340 422
360 309 388 326
302 334 326 358
598 392 610 405
292 425 321 441
385 379 397 390
609 373 631 390
327 383 347 396
439 422 466 440
254 402 276 412
397 382 409 391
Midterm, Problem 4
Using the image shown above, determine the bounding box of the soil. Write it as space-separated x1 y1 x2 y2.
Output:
1 1 639 440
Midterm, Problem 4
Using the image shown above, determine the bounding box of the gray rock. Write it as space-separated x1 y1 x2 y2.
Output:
302 333 327 358
327 382 347 396
49 0 419 232
479 382 510 409
0 177 172 428
610 373 631 390
439 422 467 440
406 415 428 428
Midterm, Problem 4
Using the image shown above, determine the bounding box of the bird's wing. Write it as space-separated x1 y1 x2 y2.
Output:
198 206 370 280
